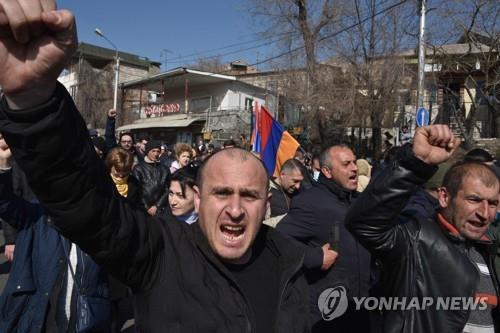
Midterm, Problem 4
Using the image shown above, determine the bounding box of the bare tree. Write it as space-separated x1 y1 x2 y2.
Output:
324 0 414 158
248 0 339 144
73 60 114 130
190 56 226 73
280 63 358 146
248 0 415 157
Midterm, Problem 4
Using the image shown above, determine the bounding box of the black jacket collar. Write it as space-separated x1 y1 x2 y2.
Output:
318 174 357 203
191 222 303 282
435 212 496 258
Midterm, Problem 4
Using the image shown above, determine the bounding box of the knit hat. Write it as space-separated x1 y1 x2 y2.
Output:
490 164 500 180
425 162 451 189
91 136 106 153
145 140 161 154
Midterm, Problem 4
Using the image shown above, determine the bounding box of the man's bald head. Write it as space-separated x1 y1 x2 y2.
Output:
197 148 270 191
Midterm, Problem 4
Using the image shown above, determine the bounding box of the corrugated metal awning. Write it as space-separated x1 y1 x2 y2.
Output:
117 116 204 131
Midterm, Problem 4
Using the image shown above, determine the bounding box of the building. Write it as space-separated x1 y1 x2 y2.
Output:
58 42 161 129
117 67 268 146
393 32 499 140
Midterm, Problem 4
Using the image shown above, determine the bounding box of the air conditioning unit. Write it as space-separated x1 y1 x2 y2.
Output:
148 93 157 103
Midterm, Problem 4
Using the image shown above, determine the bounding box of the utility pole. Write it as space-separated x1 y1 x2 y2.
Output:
416 0 426 112
95 28 120 110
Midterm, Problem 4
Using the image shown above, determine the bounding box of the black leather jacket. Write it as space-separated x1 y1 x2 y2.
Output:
132 160 170 210
346 148 500 333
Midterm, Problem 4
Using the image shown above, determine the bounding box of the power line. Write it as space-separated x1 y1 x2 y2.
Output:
167 33 298 65
166 0 400 66
103 0 410 82
167 30 298 63
243 0 410 70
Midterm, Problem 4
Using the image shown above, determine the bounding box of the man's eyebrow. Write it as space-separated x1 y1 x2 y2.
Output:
465 193 499 202
239 188 262 198
211 186 234 195
210 186 263 198
465 194 483 200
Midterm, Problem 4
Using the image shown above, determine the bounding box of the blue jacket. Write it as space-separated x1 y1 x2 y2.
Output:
401 188 439 221
0 170 109 333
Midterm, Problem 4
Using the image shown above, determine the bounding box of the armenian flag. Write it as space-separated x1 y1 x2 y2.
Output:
250 103 300 177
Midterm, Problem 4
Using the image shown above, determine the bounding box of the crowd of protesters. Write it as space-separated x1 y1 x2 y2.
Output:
2 1 500 333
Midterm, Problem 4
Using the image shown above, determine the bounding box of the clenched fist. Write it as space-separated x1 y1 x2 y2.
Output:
0 134 12 168
0 0 77 109
412 125 461 165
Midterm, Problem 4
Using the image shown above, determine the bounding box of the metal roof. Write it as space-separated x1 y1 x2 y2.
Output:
117 113 205 131
75 42 161 69
120 68 237 91
397 43 492 58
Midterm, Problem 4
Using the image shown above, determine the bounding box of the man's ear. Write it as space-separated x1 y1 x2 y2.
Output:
193 185 201 213
321 166 332 179
437 187 450 209
264 191 272 220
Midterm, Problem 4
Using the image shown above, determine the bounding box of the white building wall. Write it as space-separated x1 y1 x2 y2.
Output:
57 71 77 91
156 81 265 113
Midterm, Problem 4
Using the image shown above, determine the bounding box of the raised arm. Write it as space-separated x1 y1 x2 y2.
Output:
345 125 460 262
104 109 118 150
0 136 42 229
0 0 168 291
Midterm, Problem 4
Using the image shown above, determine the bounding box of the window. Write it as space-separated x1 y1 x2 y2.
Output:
70 85 77 99
245 98 254 111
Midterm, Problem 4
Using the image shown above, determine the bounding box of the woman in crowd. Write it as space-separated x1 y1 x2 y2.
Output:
105 147 141 204
104 147 142 331
170 143 193 173
168 163 199 224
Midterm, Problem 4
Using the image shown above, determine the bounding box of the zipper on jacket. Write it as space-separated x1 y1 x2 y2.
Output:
231 280 254 333
274 256 304 333
487 254 500 318
78 247 85 292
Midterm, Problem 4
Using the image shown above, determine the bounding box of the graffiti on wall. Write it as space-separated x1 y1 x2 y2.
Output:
144 103 181 117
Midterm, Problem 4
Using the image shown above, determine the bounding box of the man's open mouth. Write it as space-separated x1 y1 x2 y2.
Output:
468 220 486 228
220 225 245 242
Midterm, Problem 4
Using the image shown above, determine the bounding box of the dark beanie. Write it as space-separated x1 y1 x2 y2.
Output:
145 140 161 154
490 164 500 180
91 136 106 153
